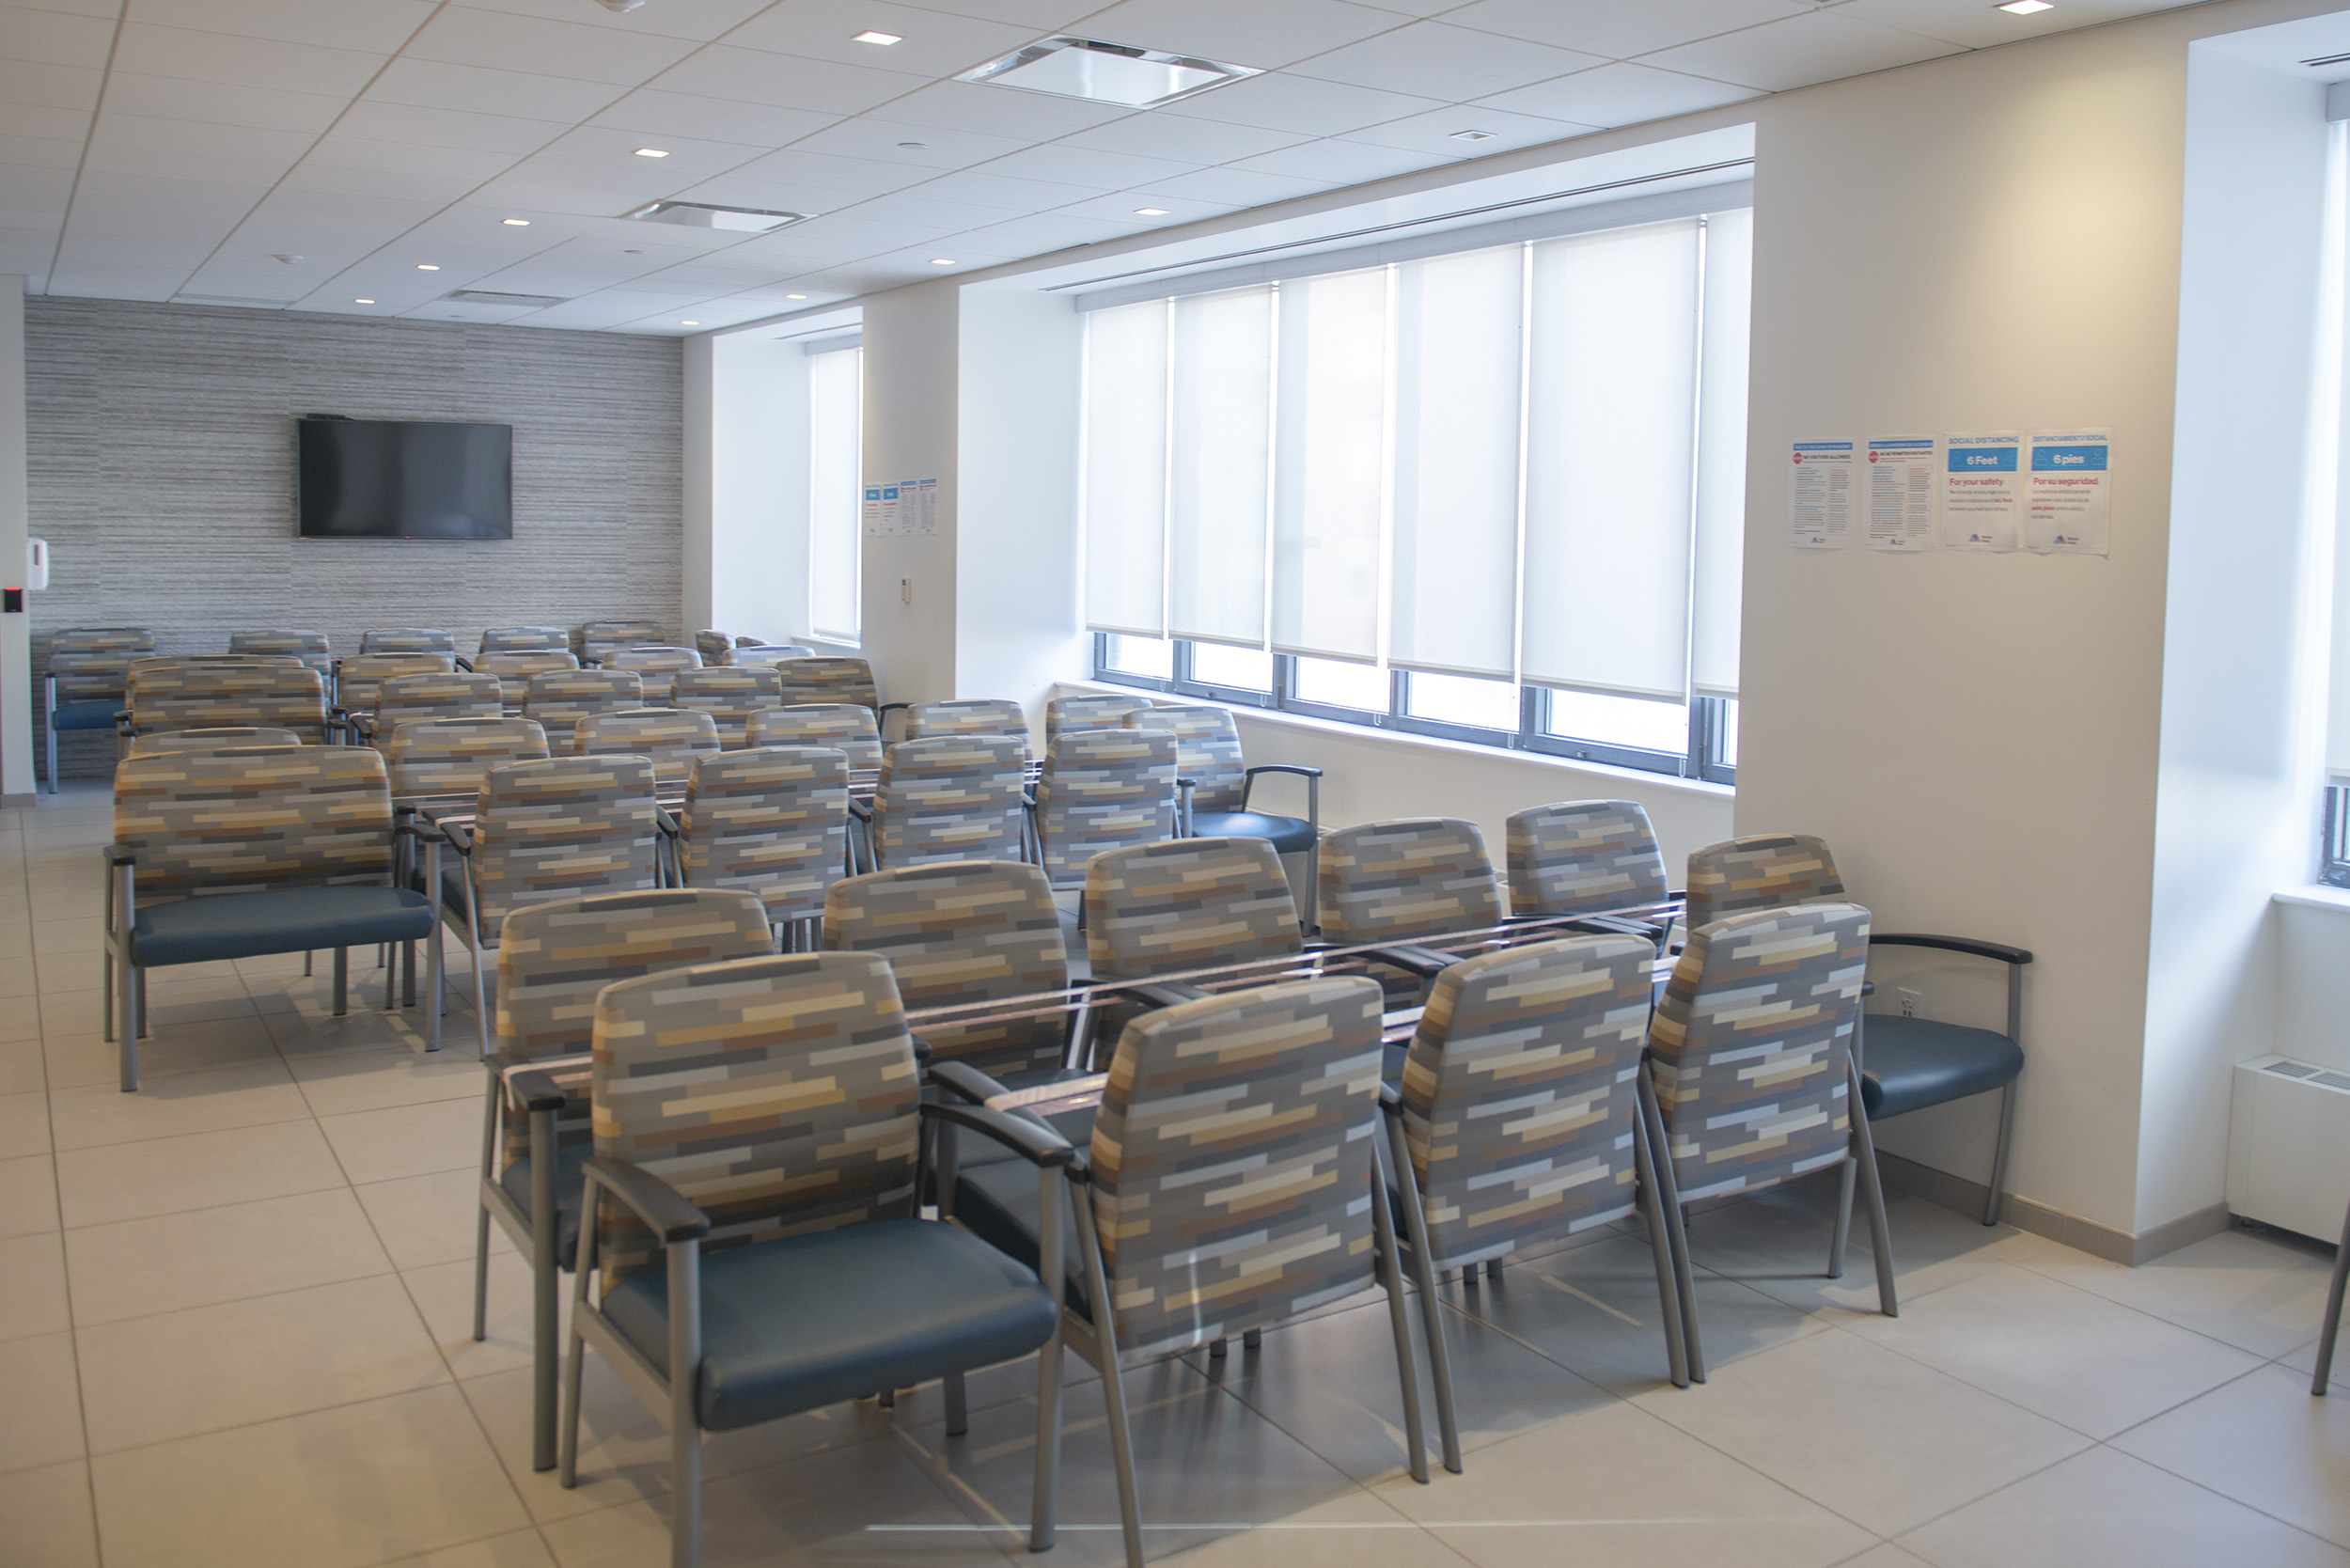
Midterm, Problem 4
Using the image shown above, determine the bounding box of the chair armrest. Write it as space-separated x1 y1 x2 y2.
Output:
1378 1079 1402 1111
877 702 910 715
1244 764 1324 780
438 819 475 855
1869 933 2033 965
581 1156 709 1244
1358 944 1458 980
1100 980 1208 1010
920 1102 1077 1168
102 843 135 867
453 657 475 672
506 1067 570 1115
654 806 680 837
929 1059 1013 1105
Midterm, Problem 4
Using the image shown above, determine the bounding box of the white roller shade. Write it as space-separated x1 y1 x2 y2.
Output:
1692 209 1751 699
1084 300 1169 638
1167 287 1274 649
1521 219 1703 700
1272 267 1390 665
1389 244 1525 681
807 346 862 643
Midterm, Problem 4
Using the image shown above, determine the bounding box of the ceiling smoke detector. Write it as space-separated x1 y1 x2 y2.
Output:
623 199 812 232
957 37 1261 109
591 0 646 12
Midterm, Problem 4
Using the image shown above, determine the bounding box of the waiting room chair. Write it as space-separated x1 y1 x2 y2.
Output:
671 665 782 748
227 630 332 680
678 746 848 948
1317 818 1506 999
728 644 817 668
605 646 703 704
127 727 303 756
907 698 1030 754
749 703 882 768
1647 901 1898 1379
775 655 883 714
1045 691 1146 745
1033 727 1176 892
872 734 1026 870
475 650 579 705
1126 705 1322 930
477 886 775 1473
578 619 667 666
45 627 154 792
575 707 720 789
2314 1196 2350 1394
558 950 1064 1568
360 628 458 657
692 629 733 665
522 668 641 735
1506 799 1674 945
364 670 501 745
106 745 433 1090
122 661 328 745
1684 833 2031 1229
479 626 569 658
386 716 549 795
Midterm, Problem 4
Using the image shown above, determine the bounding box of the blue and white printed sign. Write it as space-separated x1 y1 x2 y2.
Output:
1789 439 1856 549
2024 431 2111 556
1940 431 2023 553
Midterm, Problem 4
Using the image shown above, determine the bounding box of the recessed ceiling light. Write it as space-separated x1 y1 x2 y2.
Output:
1449 129 1496 141
853 30 902 44
786 293 807 299
353 298 374 305
930 258 957 265
416 263 439 271
502 217 530 226
1133 206 1169 215
1995 0 2052 12
634 147 669 158
959 36 1261 109
681 320 699 325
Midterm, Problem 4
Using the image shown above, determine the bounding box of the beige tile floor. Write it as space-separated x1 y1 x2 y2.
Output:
6 782 2350 1568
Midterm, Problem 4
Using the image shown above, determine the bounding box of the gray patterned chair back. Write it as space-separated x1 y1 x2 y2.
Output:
114 745 395 904
127 727 304 756
1089 976 1385 1358
680 745 848 923
604 645 703 703
1683 834 1845 930
672 665 784 749
523 668 642 733
1046 692 1147 744
126 662 328 743
478 626 569 657
50 627 155 704
1035 727 1176 890
1128 704 1246 813
1400 935 1655 1268
776 656 880 712
748 703 882 770
693 630 734 665
474 650 580 704
468 755 659 930
495 887 774 1170
1506 800 1669 918
823 860 1068 1076
386 716 549 795
575 707 720 788
373 671 502 745
589 949 920 1286
337 653 455 718
1649 902 1871 1202
1084 837 1302 981
359 628 457 657
906 698 1030 754
580 619 667 665
729 644 818 668
872 734 1026 869
1318 817 1503 944
227 631 331 676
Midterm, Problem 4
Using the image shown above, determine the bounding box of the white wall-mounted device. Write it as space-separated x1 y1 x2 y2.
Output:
24 539 48 592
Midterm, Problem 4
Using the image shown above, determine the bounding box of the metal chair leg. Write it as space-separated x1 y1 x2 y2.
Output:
1983 1081 2017 1226
332 947 348 1016
1829 1156 1856 1278
1073 1211 1145 1568
1030 1172 1068 1551
943 1371 968 1435
1370 1130 1431 1483
1385 1108 1461 1470
1638 1066 1702 1380
2312 1193 2350 1394
473 1074 498 1342
529 1105 558 1473
1631 1100 1690 1388
1847 1059 1899 1317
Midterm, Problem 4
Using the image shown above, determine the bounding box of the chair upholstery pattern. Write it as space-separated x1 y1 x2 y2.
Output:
604 646 703 703
1046 692 1148 744
1132 705 1246 812
749 704 882 770
50 627 155 703
126 663 327 743
1649 902 1871 1202
776 656 880 711
523 668 641 733
337 654 455 718
575 707 720 788
823 860 1067 1075
1399 934 1655 1267
580 619 668 665
115 745 395 901
673 666 784 749
680 746 848 921
359 628 458 656
1084 837 1302 981
590 949 920 1285
1036 728 1176 888
728 644 817 668
873 734 1026 869
128 727 303 756
1683 834 1846 930
1506 800 1669 918
693 630 733 665
468 756 659 929
227 631 331 675
475 650 579 703
387 716 549 795
479 626 569 656
1319 818 1503 944
1089 975 1386 1358
907 698 1029 750
372 671 502 743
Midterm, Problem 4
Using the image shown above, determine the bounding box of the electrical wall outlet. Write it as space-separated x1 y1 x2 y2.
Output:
1897 987 1921 1018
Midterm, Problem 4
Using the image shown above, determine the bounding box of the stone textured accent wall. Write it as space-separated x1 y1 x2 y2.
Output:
24 297 682 776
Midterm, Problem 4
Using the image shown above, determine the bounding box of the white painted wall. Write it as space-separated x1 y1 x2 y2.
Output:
859 279 961 710
0 277 27 802
704 330 812 648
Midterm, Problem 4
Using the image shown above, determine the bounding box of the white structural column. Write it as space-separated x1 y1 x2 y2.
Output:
0 278 29 803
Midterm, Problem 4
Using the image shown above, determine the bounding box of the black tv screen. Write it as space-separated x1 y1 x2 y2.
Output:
296 418 512 540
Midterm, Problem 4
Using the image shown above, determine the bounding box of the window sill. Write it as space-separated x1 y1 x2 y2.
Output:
2274 886 2350 913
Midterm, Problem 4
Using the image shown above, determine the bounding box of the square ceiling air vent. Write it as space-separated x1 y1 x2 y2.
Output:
956 37 1261 109
623 200 810 232
446 290 566 308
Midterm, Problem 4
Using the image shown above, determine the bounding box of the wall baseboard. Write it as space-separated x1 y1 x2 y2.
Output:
1875 1151 2232 1265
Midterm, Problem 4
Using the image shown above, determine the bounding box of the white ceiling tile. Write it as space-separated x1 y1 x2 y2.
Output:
1639 10 1961 92
0 102 88 141
939 211 1149 253
859 242 1014 274
1834 0 2151 50
253 188 446 223
1439 0 1810 60
782 116 1029 169
1162 71 1444 135
875 79 1134 140
622 258 799 292
122 0 431 53
404 298 541 321
100 71 348 133
1286 20 1602 100
672 174 876 215
1050 112 1304 165
889 0 1097 27
648 44 927 115
49 276 181 299
537 121 776 174
110 24 385 95
403 7 698 87
11 0 120 17
774 208 961 249
333 101 570 157
0 162 74 202
276 165 483 203
1132 165 1335 207
0 5 116 66
70 171 270 208
298 134 518 182
1226 135 1453 185
1475 61 1762 126
366 58 623 122
468 164 684 214
725 0 1043 76
897 164 1117 212
451 0 775 43
1051 188 1240 226
81 141 298 186
589 87 839 147
0 134 81 170
976 141 1196 192
0 59 101 109
720 146 936 194
1341 102 1595 155
846 187 1028 227
1070 0 1409 71
86 113 315 164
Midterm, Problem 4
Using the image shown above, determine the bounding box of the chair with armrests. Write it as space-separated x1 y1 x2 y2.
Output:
775 658 899 737
335 653 455 736
575 707 720 791
671 665 782 749
753 704 884 872
105 745 433 1090
1506 799 1676 947
728 644 817 669
1647 901 1897 1380
1033 727 1176 893
227 630 332 681
946 975 1437 1568
127 727 304 756
122 662 328 745
44 627 155 792
386 717 549 796
907 698 1031 754
1046 692 1148 745
1125 705 1322 931
678 746 848 949
477 886 775 1473
872 734 1026 870
692 629 733 665
360 628 458 658
522 668 641 736
1317 818 1507 1001
476 650 579 706
558 950 1065 1568
578 619 667 666
479 626 568 658
1684 833 2031 1230
366 670 502 746
605 646 704 705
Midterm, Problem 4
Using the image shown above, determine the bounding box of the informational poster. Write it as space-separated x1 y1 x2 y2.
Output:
1940 431 2022 553
861 484 893 538
1789 440 1856 549
2024 431 2111 556
1863 436 1936 552
864 478 938 537
904 477 938 536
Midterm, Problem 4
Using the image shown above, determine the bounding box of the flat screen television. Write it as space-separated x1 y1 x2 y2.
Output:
295 417 512 540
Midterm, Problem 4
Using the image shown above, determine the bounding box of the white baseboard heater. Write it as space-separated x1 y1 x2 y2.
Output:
2227 1056 2350 1244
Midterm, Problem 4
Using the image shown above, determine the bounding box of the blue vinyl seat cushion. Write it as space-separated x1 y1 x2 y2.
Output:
1856 1014 2024 1121
128 885 432 967
599 1216 1057 1432
499 1140 589 1264
51 699 120 732
948 1154 1091 1318
1189 810 1315 855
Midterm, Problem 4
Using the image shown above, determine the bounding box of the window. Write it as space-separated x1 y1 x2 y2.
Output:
1082 206 1750 782
807 345 862 643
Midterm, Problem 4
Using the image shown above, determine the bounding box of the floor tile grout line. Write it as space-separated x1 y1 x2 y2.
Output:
1997 1243 2347 1364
